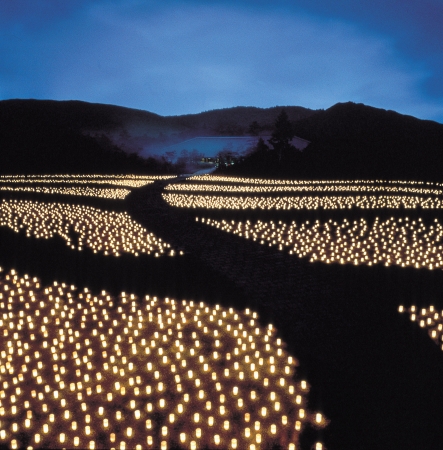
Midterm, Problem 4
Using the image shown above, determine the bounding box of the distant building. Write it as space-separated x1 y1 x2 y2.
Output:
198 155 236 168
257 135 311 151
200 157 215 164
287 135 311 151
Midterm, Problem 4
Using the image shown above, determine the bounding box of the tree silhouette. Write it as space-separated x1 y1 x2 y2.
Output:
248 120 261 136
268 110 295 161
255 137 269 153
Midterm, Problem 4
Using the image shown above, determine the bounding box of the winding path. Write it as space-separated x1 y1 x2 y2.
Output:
127 179 334 326
126 178 443 450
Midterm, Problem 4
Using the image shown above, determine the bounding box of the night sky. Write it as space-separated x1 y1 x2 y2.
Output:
1 0 442 122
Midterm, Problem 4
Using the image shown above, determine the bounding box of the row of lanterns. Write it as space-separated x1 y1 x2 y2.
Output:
198 216 443 270
0 199 177 257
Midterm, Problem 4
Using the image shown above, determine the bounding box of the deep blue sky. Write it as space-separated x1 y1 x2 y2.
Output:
1 0 442 122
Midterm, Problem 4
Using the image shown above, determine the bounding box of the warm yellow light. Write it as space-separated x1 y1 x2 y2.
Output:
0 265 326 450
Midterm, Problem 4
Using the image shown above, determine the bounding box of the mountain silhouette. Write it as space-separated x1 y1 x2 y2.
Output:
3 99 442 179
0 99 315 173
229 102 443 181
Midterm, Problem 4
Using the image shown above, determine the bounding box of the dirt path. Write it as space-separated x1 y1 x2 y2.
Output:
126 179 443 450
127 180 332 307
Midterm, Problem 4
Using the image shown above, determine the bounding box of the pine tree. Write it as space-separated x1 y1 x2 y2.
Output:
268 110 295 161
255 137 269 153
248 120 261 136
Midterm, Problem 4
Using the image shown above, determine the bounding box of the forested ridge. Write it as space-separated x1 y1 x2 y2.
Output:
225 102 443 181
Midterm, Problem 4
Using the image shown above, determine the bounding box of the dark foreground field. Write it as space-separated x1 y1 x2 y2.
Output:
2 180 443 450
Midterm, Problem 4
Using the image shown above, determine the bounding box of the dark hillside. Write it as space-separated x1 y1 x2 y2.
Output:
7 99 439 179
0 100 171 174
0 99 165 132
0 99 316 172
166 105 316 135
295 102 443 180
227 102 443 181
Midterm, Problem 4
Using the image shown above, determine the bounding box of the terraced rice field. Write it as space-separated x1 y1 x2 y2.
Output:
1 173 443 449
0 199 176 257
0 267 325 450
0 174 175 200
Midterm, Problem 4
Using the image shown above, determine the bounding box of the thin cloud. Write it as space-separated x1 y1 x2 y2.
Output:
0 1 442 122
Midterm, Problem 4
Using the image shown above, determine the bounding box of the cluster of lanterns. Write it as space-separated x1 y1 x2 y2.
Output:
198 216 443 270
0 174 176 200
0 178 154 188
190 175 438 188
0 199 177 257
167 182 443 197
169 176 443 210
0 267 326 450
0 174 175 182
163 193 443 211
398 305 443 350
0 185 131 200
